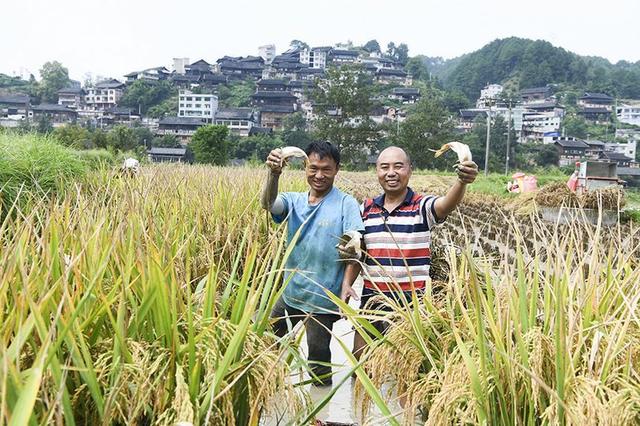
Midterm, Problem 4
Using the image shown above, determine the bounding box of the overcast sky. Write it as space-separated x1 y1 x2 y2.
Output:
2 0 639 82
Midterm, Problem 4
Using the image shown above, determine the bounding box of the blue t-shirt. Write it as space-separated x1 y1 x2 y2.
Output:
273 187 364 314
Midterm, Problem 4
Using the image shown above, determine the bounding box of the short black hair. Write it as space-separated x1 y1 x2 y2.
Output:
305 141 340 166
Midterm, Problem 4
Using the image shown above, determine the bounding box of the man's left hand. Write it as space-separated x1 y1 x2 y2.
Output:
340 284 359 305
456 160 479 184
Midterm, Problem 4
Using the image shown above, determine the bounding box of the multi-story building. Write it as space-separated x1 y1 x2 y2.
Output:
31 104 78 127
156 117 206 143
578 92 614 111
522 111 562 142
84 79 125 111
389 87 420 104
605 140 637 160
330 49 359 65
300 47 331 69
214 107 256 137
476 84 503 108
258 44 276 64
0 95 30 120
57 87 85 109
178 90 218 122
173 58 190 75
617 103 640 126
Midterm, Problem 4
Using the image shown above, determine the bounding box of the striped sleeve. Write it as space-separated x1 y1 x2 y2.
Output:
420 195 445 229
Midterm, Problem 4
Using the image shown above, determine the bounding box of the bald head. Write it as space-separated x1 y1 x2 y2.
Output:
377 146 411 166
376 146 412 196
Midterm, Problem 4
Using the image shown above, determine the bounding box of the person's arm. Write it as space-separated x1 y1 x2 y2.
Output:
340 262 362 304
434 160 478 219
260 149 285 214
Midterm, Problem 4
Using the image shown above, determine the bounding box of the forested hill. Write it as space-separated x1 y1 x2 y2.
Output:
426 37 640 100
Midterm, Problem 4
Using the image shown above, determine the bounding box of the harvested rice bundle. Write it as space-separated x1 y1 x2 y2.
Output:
580 186 626 210
534 182 579 207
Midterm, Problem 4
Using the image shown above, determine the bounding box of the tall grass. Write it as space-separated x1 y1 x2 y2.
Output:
353 212 640 424
0 165 311 425
0 132 87 213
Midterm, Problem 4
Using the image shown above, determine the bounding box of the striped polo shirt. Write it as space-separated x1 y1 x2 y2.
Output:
361 188 443 292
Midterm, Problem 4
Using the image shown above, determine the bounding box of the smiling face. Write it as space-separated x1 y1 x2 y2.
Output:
305 152 339 195
376 147 412 196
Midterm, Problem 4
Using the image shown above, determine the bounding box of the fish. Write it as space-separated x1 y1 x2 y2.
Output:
429 141 472 163
279 146 308 167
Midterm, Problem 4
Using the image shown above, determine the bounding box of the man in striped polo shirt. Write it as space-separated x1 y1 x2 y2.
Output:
348 146 478 360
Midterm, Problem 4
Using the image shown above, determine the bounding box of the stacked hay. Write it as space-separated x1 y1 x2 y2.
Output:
580 186 626 210
534 182 580 208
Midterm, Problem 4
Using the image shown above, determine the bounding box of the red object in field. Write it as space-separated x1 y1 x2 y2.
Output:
567 161 580 192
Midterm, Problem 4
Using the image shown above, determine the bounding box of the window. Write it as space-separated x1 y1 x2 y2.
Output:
179 104 184 108
195 104 201 108
186 97 192 101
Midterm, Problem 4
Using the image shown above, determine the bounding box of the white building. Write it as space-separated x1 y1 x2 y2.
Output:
476 84 503 108
178 90 218 122
522 111 562 143
617 103 640 126
300 47 331 69
258 45 276 64
173 58 190 75
605 140 637 160
84 79 125 111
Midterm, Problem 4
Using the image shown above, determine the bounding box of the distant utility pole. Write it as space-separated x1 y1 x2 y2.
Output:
484 100 492 176
505 99 512 175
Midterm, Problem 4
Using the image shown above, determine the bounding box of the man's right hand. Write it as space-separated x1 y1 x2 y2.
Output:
266 149 283 175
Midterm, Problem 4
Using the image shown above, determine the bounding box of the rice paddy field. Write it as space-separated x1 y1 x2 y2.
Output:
2 133 640 425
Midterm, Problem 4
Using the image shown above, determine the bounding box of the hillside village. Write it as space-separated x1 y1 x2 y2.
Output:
1 40 640 183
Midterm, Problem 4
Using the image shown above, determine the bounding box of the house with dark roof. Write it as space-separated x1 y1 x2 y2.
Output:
295 66 325 80
554 137 590 167
217 56 265 80
156 116 207 142
458 109 485 131
31 104 78 126
188 59 213 75
0 94 31 119
389 87 420 104
214 107 256 136
148 147 192 163
577 107 611 124
171 73 201 88
376 68 409 84
585 140 606 157
102 107 140 125
520 86 553 103
600 151 635 167
578 92 614 111
330 49 359 65
257 79 287 92
124 67 170 83
251 91 297 107
58 87 85 109
259 104 296 130
85 79 125 111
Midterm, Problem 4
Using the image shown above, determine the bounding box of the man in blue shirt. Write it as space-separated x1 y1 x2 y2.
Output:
261 141 363 386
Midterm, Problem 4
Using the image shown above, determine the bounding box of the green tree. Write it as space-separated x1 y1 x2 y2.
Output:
563 114 588 139
190 125 230 165
107 125 138 151
312 64 380 165
281 112 312 148
147 95 178 118
363 40 381 53
217 80 255 107
405 56 430 81
91 129 108 149
119 80 174 114
290 40 309 50
53 124 90 148
38 61 71 103
152 134 182 148
394 95 454 170
232 134 283 160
